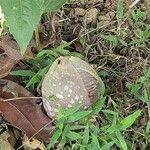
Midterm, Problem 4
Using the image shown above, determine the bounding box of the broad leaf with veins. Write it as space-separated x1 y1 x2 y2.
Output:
0 0 68 55
0 0 44 55
42 56 105 118
0 80 52 142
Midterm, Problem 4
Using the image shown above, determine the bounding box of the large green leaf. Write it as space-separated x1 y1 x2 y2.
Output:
119 110 142 130
0 0 44 55
44 0 68 11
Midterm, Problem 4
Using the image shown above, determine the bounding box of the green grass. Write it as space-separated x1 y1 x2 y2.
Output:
46 97 142 150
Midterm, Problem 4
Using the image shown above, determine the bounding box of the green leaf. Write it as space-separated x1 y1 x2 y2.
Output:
101 141 115 150
63 125 81 141
82 125 89 145
59 135 66 149
56 106 81 128
44 0 68 11
91 96 105 115
26 66 49 87
115 131 127 150
70 125 85 130
119 110 142 130
79 36 85 46
116 0 124 22
91 133 101 149
80 147 86 150
0 0 44 55
67 110 92 122
131 9 145 22
102 109 118 116
10 70 35 77
101 35 118 47
62 106 80 117
146 120 150 133
89 124 100 136
65 130 81 140
47 128 62 149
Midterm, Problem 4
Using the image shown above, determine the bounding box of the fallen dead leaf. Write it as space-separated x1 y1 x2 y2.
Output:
0 79 53 142
0 56 14 78
0 34 33 60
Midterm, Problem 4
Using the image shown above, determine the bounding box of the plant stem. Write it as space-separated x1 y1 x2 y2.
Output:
35 26 41 51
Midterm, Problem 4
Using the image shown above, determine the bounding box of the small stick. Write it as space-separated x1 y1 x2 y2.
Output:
129 0 141 8
0 97 42 102
35 26 41 51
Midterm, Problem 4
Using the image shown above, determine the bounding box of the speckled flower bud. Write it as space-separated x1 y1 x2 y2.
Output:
42 56 104 118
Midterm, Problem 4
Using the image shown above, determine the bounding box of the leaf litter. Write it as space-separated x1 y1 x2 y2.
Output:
0 80 53 144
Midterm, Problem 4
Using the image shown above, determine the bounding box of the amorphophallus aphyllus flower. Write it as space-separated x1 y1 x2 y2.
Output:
42 56 105 118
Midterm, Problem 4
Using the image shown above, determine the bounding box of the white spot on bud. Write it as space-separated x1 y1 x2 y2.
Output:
75 95 79 100
70 99 75 104
64 85 69 90
69 89 72 93
84 106 87 109
67 81 75 85
67 94 71 97
79 101 82 104
53 84 56 87
70 81 75 85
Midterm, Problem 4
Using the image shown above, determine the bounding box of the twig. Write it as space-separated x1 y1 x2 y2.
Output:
147 102 150 119
0 97 42 102
35 26 41 51
129 0 141 8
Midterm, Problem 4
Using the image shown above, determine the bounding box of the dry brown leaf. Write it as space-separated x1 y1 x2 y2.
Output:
0 34 33 60
0 56 14 78
0 80 52 142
